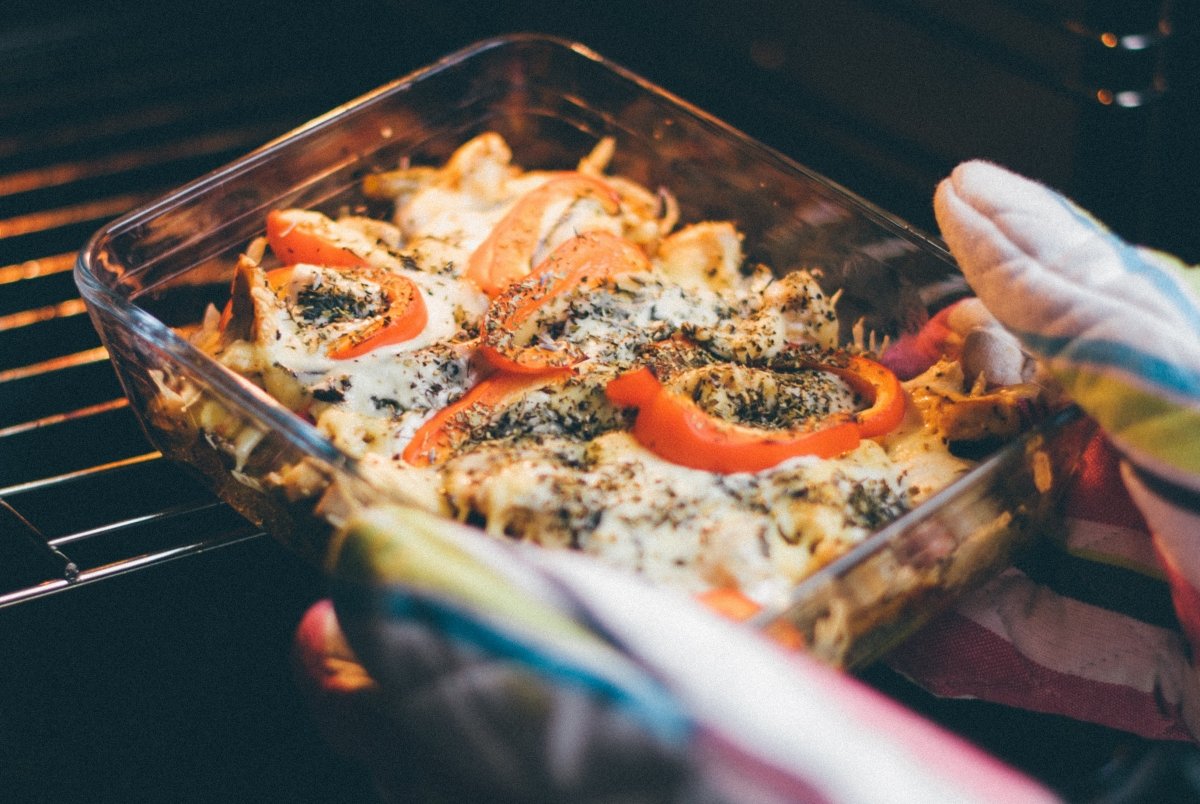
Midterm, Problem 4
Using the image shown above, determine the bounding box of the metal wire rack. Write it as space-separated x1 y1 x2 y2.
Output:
0 2 408 610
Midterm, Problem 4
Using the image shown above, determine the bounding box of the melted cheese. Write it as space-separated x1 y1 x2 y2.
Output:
204 132 1021 606
440 431 909 607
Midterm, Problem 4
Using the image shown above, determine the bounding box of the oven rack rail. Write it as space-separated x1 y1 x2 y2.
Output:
0 2 407 608
0 255 266 608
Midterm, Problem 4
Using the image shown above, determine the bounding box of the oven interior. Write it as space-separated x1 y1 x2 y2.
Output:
3 1 1197 800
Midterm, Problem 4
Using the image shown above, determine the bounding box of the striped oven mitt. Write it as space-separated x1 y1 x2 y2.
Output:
888 161 1200 741
295 504 1054 803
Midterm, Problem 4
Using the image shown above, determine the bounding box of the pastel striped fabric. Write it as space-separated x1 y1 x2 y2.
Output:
324 504 1056 802
900 161 1200 738
889 433 1200 741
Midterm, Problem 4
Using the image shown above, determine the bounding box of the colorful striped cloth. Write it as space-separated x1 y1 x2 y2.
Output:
301 504 1054 802
889 433 1199 741
291 161 1200 800
889 161 1200 741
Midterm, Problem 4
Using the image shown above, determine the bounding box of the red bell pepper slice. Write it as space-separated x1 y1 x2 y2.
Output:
464 173 622 297
262 263 427 360
227 210 429 358
604 354 905 474
401 369 569 466
321 268 428 360
266 208 374 268
479 231 650 374
822 355 906 438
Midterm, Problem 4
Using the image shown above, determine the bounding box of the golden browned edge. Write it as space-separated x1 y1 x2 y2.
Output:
789 415 1096 669
148 402 337 567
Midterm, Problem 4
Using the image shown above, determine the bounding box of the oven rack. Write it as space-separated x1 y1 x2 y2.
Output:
0 2 407 609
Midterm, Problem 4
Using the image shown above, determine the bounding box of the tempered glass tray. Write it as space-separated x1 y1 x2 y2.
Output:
75 34 1086 668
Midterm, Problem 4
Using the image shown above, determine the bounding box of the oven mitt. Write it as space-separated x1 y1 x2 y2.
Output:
294 503 1054 803
886 160 1200 742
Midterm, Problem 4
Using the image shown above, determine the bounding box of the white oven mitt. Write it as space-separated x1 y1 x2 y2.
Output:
934 161 1200 497
295 503 1054 803
887 161 1200 740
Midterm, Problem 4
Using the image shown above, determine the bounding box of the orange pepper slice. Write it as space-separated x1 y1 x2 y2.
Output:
401 370 570 467
824 355 906 438
605 354 905 474
323 271 427 360
464 173 621 297
479 232 650 374
262 265 427 360
253 208 429 359
266 208 370 268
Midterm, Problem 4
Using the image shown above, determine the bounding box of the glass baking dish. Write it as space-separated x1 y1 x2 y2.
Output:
75 34 1088 668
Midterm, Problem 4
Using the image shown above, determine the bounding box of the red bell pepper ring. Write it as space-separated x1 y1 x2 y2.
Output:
479 231 650 374
604 354 905 474
401 369 570 467
262 209 428 358
266 208 371 268
822 355 906 438
464 173 622 297
225 263 427 361
322 269 428 360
